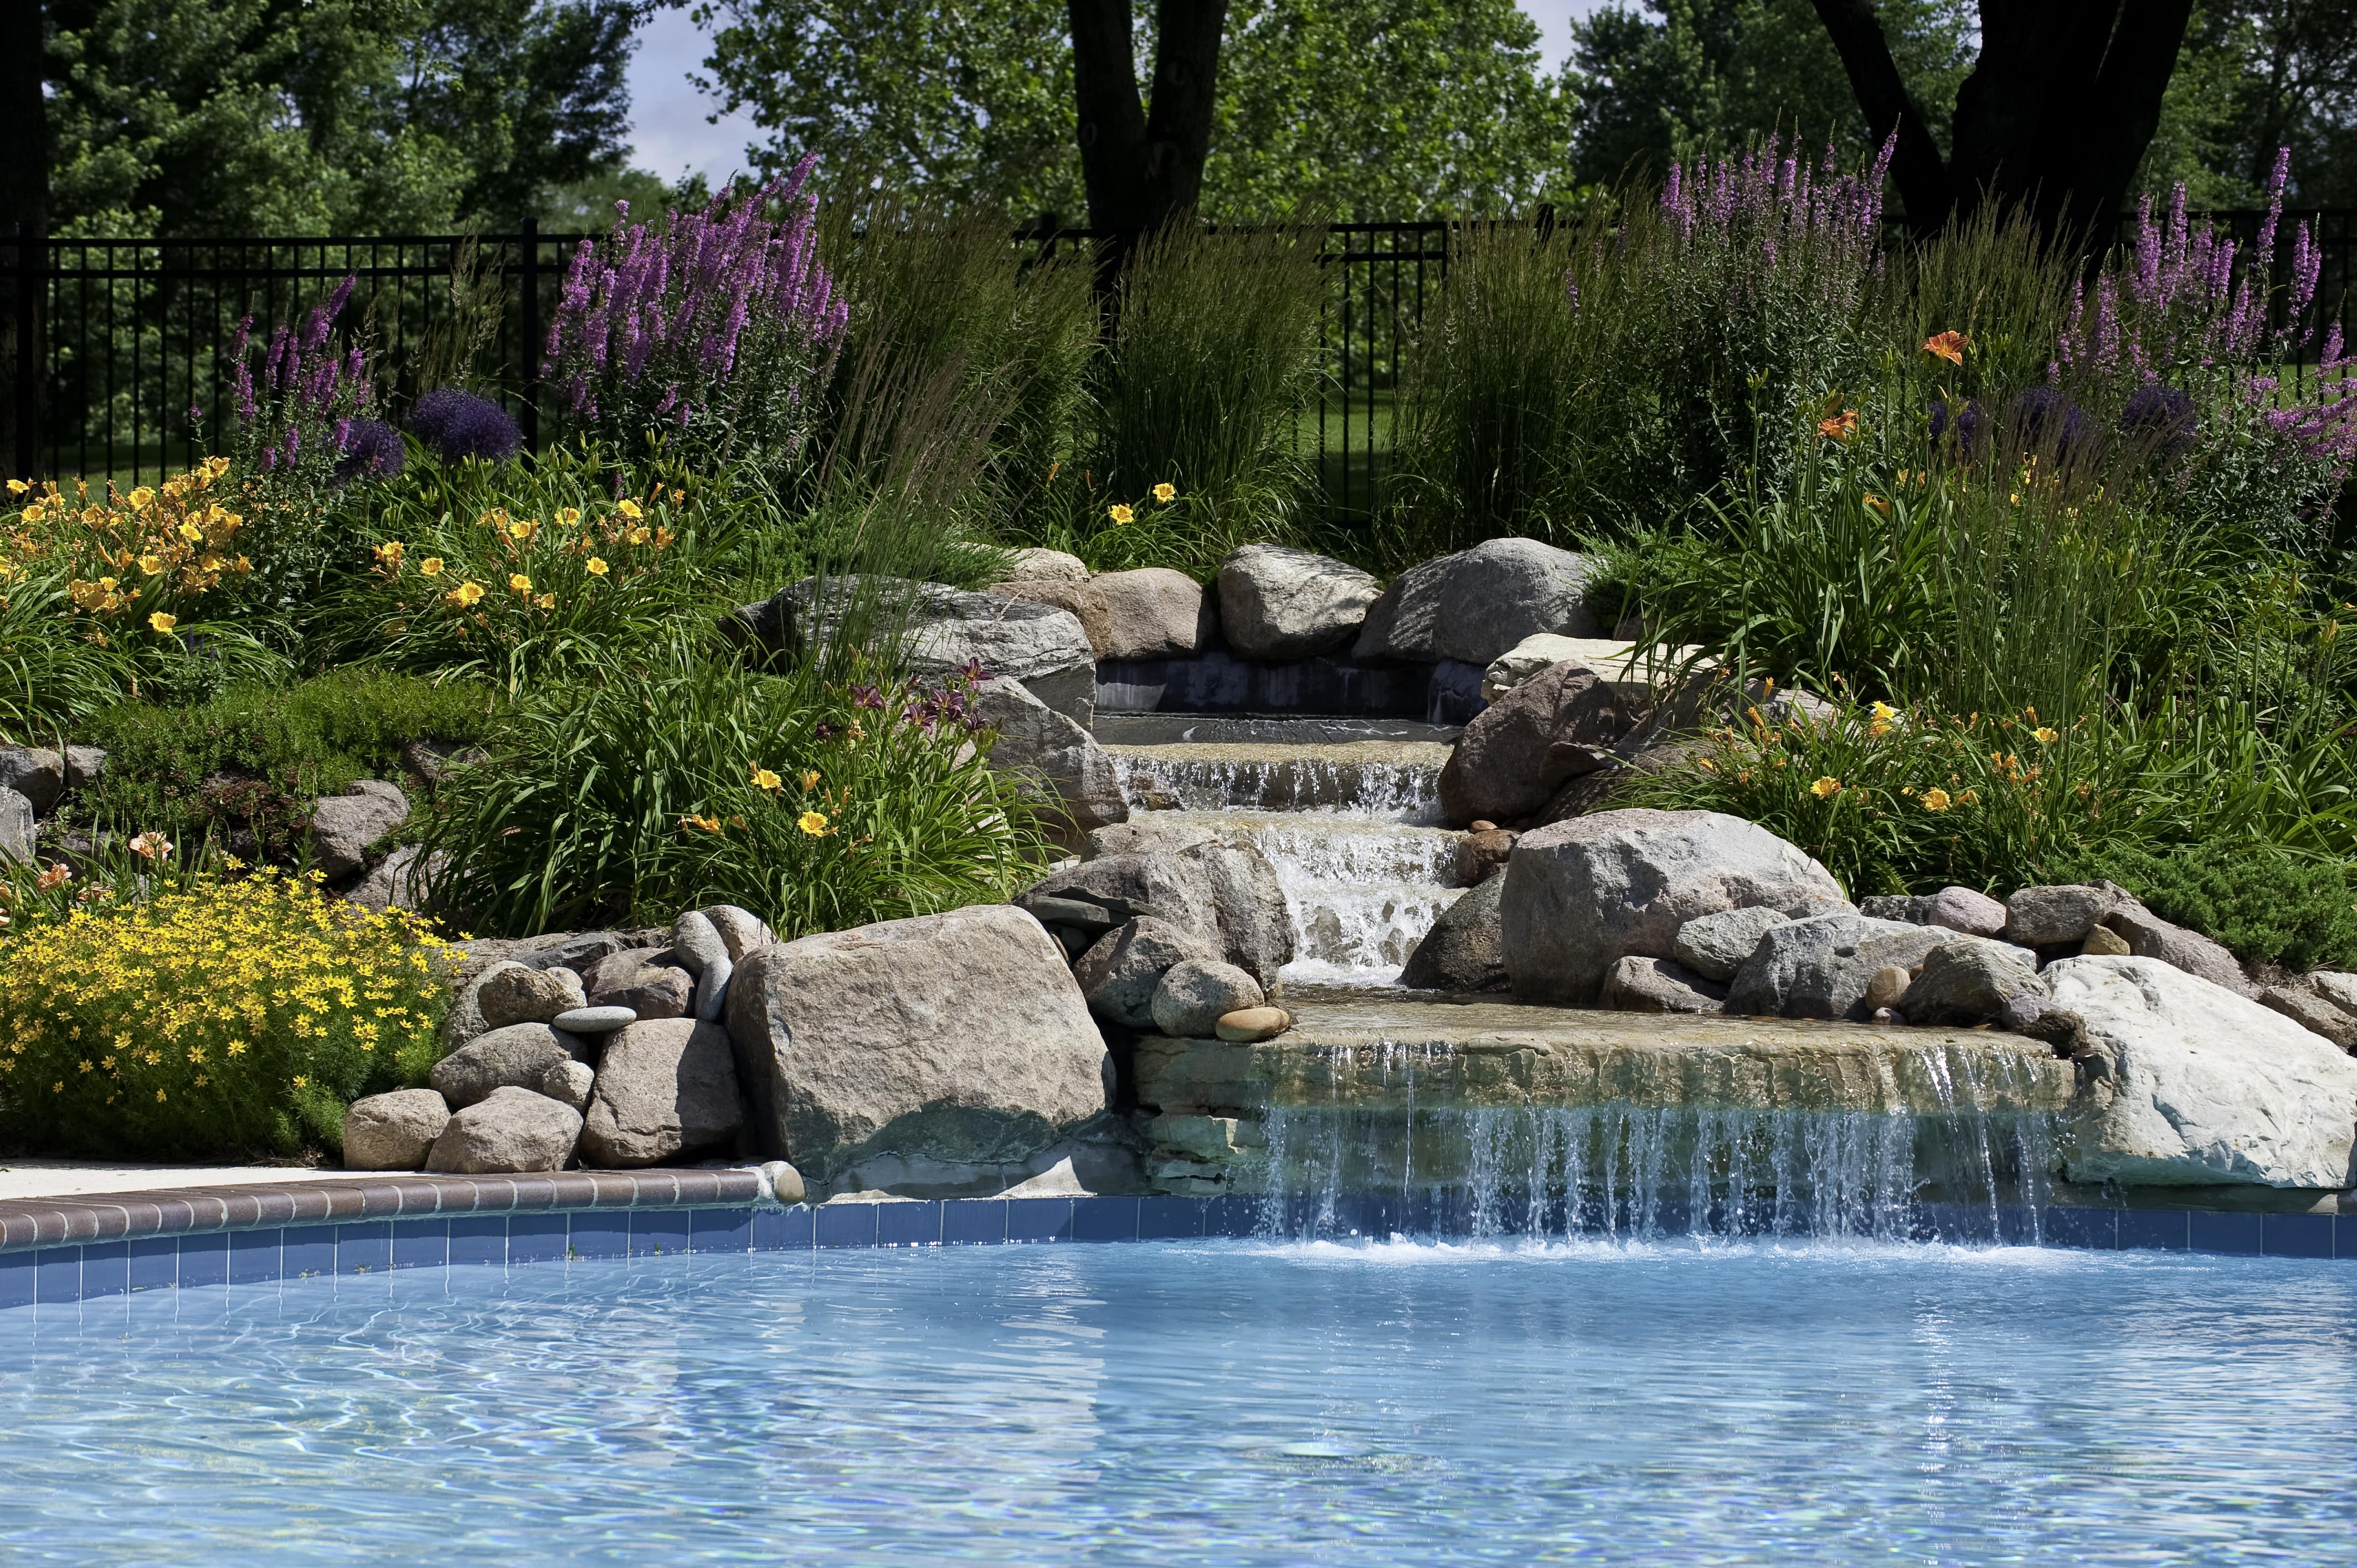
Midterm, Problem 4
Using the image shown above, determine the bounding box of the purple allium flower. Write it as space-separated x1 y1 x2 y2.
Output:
409 388 523 465
331 417 406 485
1929 399 1982 458
2009 388 2094 461
2120 384 2198 458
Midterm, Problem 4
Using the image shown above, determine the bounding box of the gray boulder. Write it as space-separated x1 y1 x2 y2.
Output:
1021 840 1292 988
1217 545 1380 660
537 1058 598 1112
1149 959 1265 1039
1074 916 1221 1027
584 948 693 1019
973 676 1129 848
1598 955 1726 1013
698 904 777 961
342 1089 452 1171
1437 661 1629 827
1672 906 1793 984
1859 886 2008 938
424 1085 583 1174
1896 937 2044 1025
1502 808 1851 1005
2304 969 2357 1022
2004 883 2133 947
671 910 734 1023
2099 905 2254 997
308 780 409 879
2048 955 2357 1188
429 1022 587 1110
0 747 63 815
0 787 32 863
1399 874 1509 992
347 845 443 912
579 1018 743 1168
1725 914 2026 1022
990 576 1111 654
724 902 1110 1180
2256 984 2357 1050
1353 538 1602 667
999 547 1089 584
476 964 588 1029
63 745 106 790
1093 568 1214 659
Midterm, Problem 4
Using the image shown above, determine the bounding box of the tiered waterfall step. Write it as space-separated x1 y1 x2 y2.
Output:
1107 740 1451 816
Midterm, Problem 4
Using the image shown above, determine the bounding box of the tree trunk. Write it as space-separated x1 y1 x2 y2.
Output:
1812 0 2195 250
1 0 45 478
1067 0 1231 243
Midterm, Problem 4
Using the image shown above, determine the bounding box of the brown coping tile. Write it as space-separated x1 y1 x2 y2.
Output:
348 1182 410 1219
504 1175 559 1209
390 1178 455 1214
214 1192 265 1229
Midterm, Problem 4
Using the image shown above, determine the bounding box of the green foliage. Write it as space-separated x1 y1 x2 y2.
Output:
76 669 499 857
417 635 1047 937
2066 842 2357 973
0 860 447 1161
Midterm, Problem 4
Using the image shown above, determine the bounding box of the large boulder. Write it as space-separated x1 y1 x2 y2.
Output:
475 964 588 1029
1501 809 1850 1004
0 747 64 816
1725 914 2024 1021
1399 875 1508 992
424 1085 583 1174
1093 568 1214 659
307 780 409 879
1859 887 2008 939
972 676 1128 848
2047 956 2357 1189
723 903 1111 1181
1149 959 1265 1039
342 1089 451 1171
1895 937 2044 1025
990 577 1111 653
429 1023 586 1109
729 575 1098 726
1671 906 1792 983
1598 955 1725 1013
579 1018 743 1168
583 948 694 1019
1020 840 1293 987
1480 636 1706 707
1437 661 1629 827
1074 917 1221 1027
1217 545 1380 660
2099 905 2255 997
0 787 32 863
1353 539 1603 667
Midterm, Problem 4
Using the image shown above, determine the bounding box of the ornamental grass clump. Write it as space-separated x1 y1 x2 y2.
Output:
0 862 449 1160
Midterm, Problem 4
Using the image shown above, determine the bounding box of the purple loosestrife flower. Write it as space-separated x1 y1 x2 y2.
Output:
409 388 523 465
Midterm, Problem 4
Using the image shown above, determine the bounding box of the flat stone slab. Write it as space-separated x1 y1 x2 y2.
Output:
554 1005 639 1034
1135 996 2074 1118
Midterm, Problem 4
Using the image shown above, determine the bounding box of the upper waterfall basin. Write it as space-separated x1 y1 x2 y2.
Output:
6 1238 2352 1564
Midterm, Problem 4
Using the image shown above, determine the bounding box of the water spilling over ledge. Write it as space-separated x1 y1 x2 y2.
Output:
1135 997 2075 1239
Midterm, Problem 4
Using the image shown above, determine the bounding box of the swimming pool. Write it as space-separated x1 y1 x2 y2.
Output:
4 1236 2353 1564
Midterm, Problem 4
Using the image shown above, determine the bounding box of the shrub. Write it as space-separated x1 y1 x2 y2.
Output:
77 669 500 857
0 864 449 1160
418 635 1047 937
2066 842 2357 973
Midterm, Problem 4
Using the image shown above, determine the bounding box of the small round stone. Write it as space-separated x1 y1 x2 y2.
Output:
2081 924 2132 957
1214 1006 1291 1043
1870 1007 1904 1027
759 1159 807 1205
1862 964 1912 1013
553 1005 637 1034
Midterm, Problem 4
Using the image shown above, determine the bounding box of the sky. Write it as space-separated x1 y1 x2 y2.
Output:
625 1 1610 185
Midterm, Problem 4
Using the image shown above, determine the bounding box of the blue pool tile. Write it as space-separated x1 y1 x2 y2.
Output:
389 1219 448 1270
1138 1196 1204 1240
752 1206 814 1251
282 1226 336 1279
942 1200 1007 1246
2119 1209 2190 1253
2340 1213 2356 1261
2263 1212 2334 1260
447 1216 507 1266
227 1230 282 1285
815 1203 878 1249
689 1208 753 1254
178 1234 228 1287
1006 1198 1073 1243
507 1214 571 1264
127 1237 178 1292
335 1223 391 1275
1072 1198 1138 1244
630 1210 692 1258
1204 1195 1260 1239
2042 1207 2117 1251
567 1212 630 1260
35 1248 81 1304
2189 1209 2263 1256
79 1242 128 1299
0 1251 35 1309
876 1201 943 1247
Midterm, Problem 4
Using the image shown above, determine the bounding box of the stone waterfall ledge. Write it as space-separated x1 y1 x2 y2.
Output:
1135 997 2076 1120
1109 740 1453 813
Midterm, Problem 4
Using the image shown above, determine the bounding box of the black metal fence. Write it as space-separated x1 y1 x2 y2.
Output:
7 213 2352 517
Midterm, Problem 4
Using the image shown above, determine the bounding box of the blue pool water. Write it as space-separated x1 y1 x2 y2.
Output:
3 1237 2354 1565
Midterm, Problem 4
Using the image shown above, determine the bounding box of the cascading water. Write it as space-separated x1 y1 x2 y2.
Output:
1107 734 1463 986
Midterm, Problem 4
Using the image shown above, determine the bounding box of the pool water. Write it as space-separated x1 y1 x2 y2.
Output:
3 1237 2354 1565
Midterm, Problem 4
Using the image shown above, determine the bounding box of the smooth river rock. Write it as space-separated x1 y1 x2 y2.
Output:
724 903 1111 1181
2047 956 2357 1189
579 1018 743 1168
1149 959 1265 1040
1217 545 1380 660
1725 915 2031 1023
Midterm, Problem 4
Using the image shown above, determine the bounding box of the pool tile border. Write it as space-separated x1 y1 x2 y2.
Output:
1 1174 2350 1311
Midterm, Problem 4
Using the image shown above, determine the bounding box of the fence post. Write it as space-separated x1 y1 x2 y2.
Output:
519 216 541 453
11 223 37 481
